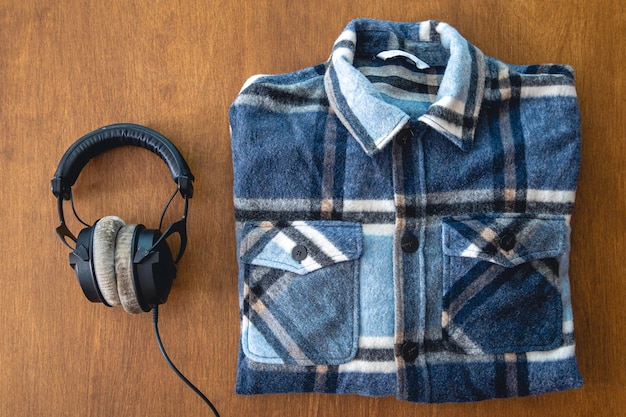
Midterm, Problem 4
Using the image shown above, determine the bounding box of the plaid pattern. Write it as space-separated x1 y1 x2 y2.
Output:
441 213 566 355
230 19 582 403
240 221 362 365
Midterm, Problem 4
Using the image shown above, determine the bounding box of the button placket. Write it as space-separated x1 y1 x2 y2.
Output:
392 123 430 400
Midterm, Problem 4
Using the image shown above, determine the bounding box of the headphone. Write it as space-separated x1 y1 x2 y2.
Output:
51 123 194 314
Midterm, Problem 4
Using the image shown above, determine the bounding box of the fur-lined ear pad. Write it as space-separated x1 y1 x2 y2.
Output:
92 216 125 307
114 224 144 314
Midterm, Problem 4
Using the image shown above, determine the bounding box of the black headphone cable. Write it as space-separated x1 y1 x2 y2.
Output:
152 305 221 417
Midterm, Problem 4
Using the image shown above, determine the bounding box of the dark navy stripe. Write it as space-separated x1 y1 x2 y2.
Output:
360 56 446 74
522 64 574 79
495 355 508 397
365 75 433 94
312 117 327 207
516 354 530 396
428 104 467 126
321 366 340 392
333 39 355 51
236 201 573 223
427 199 501 217
355 348 395 362
429 21 439 41
241 83 329 108
462 45 479 140
487 74 507 212
444 260 494 306
427 105 479 150
444 218 499 256
452 266 516 324
520 75 574 87
509 72 527 212
236 209 323 222
341 211 396 223
246 265 289 307
235 209 390 223
427 201 574 217
537 257 560 277
523 65 542 75
314 63 327 76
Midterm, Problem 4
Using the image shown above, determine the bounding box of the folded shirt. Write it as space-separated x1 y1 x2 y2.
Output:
229 18 583 403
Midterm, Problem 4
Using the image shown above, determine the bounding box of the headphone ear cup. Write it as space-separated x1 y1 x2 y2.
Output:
134 228 176 307
92 216 125 307
114 224 145 314
72 226 103 304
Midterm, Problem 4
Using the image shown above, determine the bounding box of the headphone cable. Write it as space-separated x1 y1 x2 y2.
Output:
152 305 221 417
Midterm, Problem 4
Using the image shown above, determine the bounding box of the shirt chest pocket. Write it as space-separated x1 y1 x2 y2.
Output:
239 220 362 366
441 213 566 355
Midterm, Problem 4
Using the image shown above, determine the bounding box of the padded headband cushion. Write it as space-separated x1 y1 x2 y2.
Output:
114 224 144 314
92 216 125 307
51 124 194 198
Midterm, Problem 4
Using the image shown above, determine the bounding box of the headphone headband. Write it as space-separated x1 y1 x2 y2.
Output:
51 124 194 200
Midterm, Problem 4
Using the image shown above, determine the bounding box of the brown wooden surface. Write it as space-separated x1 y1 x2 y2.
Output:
1 1 624 416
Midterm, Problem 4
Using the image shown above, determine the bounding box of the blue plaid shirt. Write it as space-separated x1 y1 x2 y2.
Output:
230 19 583 403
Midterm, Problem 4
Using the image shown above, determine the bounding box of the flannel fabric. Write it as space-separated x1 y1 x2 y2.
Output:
229 19 583 403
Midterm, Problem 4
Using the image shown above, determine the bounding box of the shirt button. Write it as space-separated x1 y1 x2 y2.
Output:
499 230 516 251
396 128 413 146
401 232 419 253
291 245 308 261
401 341 420 362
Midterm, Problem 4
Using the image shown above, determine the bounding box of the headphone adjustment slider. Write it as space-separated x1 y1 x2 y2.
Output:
51 177 70 200
178 176 194 198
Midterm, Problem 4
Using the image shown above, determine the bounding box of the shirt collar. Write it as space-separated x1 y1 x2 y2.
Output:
324 19 486 155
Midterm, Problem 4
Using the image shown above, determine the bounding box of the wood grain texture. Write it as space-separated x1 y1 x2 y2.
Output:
0 1 624 416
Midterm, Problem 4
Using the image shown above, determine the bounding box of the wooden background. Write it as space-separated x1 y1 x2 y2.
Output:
1 1 624 416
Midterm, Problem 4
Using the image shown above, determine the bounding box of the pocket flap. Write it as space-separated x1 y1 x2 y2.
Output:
442 213 565 268
240 221 362 275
